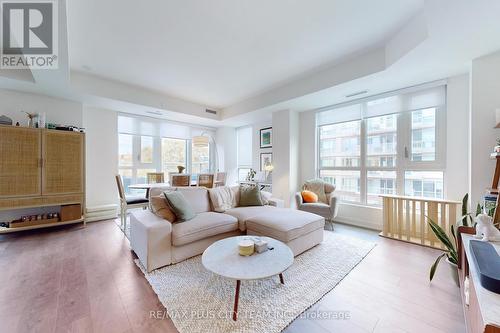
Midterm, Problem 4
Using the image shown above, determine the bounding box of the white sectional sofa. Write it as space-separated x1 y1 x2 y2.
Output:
130 186 325 272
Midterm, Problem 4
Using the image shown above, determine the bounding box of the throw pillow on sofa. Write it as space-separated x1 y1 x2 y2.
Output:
261 190 272 205
163 191 196 222
150 195 176 222
301 190 318 203
303 179 327 204
208 186 234 212
239 185 264 207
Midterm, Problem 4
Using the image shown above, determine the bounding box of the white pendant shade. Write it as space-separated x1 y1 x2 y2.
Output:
193 135 209 147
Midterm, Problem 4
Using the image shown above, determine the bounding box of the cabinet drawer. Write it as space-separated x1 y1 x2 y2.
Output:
0 194 83 210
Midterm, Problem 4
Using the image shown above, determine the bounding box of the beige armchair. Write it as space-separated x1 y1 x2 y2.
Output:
295 182 338 230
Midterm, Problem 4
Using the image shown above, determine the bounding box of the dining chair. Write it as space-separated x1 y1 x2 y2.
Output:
170 174 191 187
115 175 149 231
214 172 227 187
147 172 165 184
197 173 215 188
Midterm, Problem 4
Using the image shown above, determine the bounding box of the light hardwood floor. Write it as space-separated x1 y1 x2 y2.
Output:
0 220 465 333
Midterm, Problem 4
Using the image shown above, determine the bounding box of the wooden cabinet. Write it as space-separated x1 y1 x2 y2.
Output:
0 125 85 232
0 126 41 198
42 130 84 195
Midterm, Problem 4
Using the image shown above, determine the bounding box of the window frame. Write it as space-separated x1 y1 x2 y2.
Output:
317 119 363 203
191 140 211 175
118 134 213 186
317 105 446 207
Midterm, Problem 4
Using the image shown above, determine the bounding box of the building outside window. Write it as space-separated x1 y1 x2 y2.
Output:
161 138 187 173
317 85 446 206
192 142 210 174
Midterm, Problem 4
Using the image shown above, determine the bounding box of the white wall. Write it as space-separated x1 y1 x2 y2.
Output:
251 120 273 172
272 110 299 207
445 74 469 201
0 89 83 126
299 111 317 184
83 106 119 208
215 127 238 185
469 51 500 206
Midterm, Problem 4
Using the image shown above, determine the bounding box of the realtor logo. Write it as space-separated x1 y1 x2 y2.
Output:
1 0 58 69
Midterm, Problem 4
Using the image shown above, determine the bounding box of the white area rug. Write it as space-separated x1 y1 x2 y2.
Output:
135 232 375 333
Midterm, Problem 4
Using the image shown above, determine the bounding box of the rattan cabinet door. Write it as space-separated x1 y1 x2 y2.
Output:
42 130 84 195
0 126 41 197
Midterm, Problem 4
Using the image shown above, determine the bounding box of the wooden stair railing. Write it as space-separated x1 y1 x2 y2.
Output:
380 195 461 250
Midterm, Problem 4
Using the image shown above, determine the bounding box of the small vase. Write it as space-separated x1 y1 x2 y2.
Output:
38 112 46 129
446 258 460 288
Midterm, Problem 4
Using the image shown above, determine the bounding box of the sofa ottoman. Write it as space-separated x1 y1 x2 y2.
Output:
245 208 325 256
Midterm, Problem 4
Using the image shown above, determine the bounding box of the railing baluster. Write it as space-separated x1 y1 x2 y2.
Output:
387 198 393 237
382 197 388 237
405 199 410 241
440 203 447 250
449 203 457 235
392 198 397 238
397 198 403 239
420 201 425 245
379 195 460 250
411 200 416 237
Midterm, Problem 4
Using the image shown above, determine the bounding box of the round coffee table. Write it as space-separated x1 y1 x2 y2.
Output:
202 236 294 321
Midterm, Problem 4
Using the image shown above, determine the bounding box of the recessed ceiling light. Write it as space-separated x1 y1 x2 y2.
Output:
345 90 368 98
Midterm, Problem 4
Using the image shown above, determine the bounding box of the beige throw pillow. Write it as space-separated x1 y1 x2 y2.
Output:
150 195 176 222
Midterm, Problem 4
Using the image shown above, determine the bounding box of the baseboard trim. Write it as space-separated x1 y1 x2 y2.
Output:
85 204 118 223
333 216 381 231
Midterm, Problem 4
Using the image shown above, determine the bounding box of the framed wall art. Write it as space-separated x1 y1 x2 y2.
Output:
259 127 272 148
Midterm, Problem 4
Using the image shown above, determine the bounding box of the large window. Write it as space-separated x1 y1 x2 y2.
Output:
192 142 210 174
118 115 214 191
317 85 446 206
161 138 187 173
319 121 360 168
411 108 436 161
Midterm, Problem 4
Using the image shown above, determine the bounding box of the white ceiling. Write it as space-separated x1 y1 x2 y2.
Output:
1 0 500 128
67 0 423 108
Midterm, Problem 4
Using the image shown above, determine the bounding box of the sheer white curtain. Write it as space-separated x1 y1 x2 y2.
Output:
317 84 446 125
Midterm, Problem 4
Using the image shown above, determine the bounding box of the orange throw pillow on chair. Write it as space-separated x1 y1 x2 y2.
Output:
301 190 318 203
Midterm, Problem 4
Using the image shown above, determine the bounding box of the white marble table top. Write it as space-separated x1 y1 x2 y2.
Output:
202 236 293 280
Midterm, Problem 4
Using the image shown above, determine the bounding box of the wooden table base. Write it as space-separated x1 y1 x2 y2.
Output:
232 274 285 321
233 280 241 321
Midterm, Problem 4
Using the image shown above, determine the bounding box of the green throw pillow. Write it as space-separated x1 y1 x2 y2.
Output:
163 191 196 222
239 186 264 207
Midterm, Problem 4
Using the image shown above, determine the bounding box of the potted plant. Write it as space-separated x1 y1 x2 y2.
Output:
427 218 459 287
246 169 256 181
495 138 500 153
428 193 481 286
